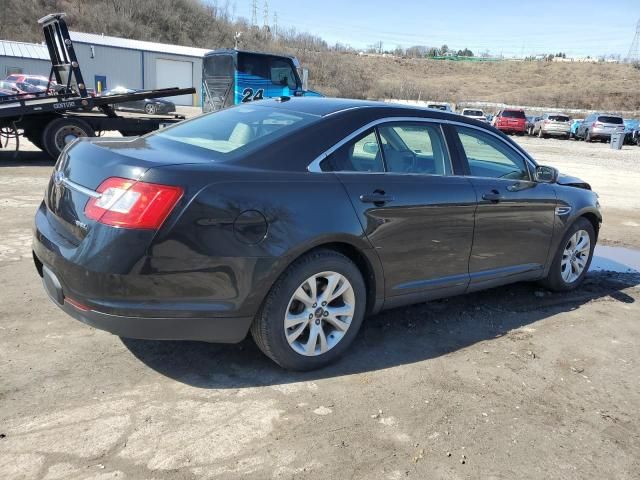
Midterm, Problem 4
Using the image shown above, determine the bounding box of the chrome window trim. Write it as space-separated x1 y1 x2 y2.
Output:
307 116 536 181
60 177 101 198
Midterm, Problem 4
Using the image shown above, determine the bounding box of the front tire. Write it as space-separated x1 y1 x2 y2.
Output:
251 249 366 371
541 218 595 292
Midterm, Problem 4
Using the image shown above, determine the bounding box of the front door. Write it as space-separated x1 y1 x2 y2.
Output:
451 125 557 289
320 122 477 302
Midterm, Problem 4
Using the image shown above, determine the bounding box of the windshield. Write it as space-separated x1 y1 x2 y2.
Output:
502 110 525 119
156 104 316 154
597 116 623 125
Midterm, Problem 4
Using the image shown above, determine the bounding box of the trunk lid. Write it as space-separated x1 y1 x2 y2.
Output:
45 136 213 241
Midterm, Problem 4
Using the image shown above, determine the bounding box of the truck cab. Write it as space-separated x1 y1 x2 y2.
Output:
202 49 322 112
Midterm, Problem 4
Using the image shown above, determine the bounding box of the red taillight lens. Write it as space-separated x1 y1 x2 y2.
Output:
85 177 183 229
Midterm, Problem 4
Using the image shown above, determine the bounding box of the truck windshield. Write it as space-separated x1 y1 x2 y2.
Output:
155 104 315 154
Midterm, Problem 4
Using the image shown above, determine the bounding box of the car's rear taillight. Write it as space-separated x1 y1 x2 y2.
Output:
85 177 183 229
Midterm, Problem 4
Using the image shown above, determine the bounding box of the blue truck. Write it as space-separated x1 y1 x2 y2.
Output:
202 49 322 112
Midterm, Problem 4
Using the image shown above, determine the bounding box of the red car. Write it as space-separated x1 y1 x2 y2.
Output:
492 109 526 135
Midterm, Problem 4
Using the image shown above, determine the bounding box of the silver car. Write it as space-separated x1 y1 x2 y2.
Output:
576 113 625 142
532 113 571 139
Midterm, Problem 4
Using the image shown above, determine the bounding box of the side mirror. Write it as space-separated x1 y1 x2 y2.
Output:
301 68 309 91
535 165 559 183
363 141 379 155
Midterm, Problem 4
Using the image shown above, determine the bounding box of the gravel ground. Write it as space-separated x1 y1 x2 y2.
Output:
0 133 639 479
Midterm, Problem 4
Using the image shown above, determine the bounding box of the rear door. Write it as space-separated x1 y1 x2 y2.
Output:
321 122 477 300
451 125 556 289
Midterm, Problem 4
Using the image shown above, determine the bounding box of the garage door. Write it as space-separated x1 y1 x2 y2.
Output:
155 58 193 106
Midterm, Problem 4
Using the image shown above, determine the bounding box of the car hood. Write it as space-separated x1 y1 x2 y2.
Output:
557 173 591 190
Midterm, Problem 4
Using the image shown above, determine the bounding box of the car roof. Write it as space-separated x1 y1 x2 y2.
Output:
250 97 474 121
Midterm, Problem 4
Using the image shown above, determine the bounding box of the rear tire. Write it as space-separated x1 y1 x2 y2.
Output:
251 249 366 371
42 117 94 159
585 130 592 142
540 218 595 292
144 103 158 115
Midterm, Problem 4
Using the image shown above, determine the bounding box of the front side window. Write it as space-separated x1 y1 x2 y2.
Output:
378 123 451 175
156 105 315 154
321 129 384 172
455 126 529 180
270 58 298 89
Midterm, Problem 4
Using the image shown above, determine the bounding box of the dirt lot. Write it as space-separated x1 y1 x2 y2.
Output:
1 134 639 479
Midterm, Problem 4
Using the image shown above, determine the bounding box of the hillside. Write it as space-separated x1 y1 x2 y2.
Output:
2 0 639 112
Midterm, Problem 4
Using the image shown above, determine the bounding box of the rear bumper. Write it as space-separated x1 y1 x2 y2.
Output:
37 258 252 343
542 128 570 136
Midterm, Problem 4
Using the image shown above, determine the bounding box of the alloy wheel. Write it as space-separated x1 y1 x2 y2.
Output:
284 271 355 356
561 229 591 283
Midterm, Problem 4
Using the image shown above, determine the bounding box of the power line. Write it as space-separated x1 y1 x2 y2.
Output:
626 18 640 62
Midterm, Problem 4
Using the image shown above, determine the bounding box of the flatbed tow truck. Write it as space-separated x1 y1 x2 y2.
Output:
0 13 195 158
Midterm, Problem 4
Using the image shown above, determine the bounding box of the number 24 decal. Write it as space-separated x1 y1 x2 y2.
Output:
241 88 264 102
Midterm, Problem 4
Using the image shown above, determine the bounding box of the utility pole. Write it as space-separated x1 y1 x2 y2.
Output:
626 18 640 62
273 11 278 37
263 0 269 30
251 0 257 27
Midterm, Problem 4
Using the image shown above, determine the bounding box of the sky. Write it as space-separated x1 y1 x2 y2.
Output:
229 0 638 58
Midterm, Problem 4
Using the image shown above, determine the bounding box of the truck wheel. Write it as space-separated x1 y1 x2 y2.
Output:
251 249 366 371
42 118 94 159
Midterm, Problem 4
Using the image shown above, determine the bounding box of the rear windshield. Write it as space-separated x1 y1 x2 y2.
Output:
428 104 448 110
501 110 526 119
155 104 316 154
597 116 623 125
549 115 570 122
463 110 483 116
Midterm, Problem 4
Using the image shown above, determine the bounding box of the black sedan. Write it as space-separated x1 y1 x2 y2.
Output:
102 87 176 115
33 98 601 370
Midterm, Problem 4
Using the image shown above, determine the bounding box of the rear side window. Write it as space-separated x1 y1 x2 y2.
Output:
549 115 570 122
322 129 384 172
378 123 452 175
501 110 526 119
597 116 623 125
455 126 530 181
156 105 315 154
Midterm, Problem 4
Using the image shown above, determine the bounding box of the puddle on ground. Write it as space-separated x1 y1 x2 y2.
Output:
590 246 640 273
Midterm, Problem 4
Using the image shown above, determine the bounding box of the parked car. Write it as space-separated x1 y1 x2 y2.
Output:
570 119 583 139
623 119 639 145
526 115 542 135
532 113 571 139
426 102 453 112
632 127 640 146
460 108 487 122
576 113 625 142
492 109 526 134
102 87 176 115
33 98 601 370
5 74 63 94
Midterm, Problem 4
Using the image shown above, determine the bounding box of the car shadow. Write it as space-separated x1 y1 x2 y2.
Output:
122 271 639 388
0 149 54 166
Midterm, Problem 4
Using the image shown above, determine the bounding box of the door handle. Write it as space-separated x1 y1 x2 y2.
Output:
359 193 395 205
482 190 502 202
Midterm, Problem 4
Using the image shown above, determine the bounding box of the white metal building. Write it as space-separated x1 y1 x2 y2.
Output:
0 32 210 106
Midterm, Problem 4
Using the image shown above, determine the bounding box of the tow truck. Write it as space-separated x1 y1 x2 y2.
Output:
202 49 322 112
0 13 195 158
